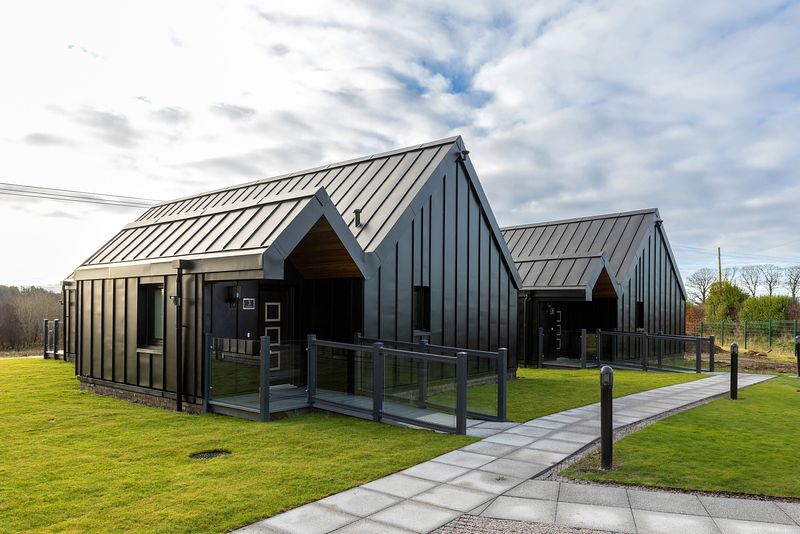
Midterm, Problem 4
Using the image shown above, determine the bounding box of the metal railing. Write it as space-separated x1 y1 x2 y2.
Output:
311 335 477 434
42 319 64 360
536 327 716 373
596 330 715 373
354 334 507 422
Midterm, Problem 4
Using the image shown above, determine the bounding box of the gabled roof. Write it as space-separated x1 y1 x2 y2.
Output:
75 136 520 287
133 137 457 254
502 208 683 297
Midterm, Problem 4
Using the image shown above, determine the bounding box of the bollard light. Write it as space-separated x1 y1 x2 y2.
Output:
730 343 739 400
600 365 614 470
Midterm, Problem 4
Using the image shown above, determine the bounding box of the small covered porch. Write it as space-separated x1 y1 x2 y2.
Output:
517 253 620 366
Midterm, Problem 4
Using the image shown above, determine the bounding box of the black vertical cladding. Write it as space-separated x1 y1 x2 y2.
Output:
368 149 518 361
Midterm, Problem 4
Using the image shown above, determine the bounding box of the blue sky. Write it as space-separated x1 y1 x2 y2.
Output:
0 0 798 291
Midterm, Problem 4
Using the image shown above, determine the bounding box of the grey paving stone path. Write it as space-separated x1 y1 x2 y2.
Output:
235 373 775 534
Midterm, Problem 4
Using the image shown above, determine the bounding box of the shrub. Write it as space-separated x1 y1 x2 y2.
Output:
686 302 704 323
740 295 795 321
705 281 748 322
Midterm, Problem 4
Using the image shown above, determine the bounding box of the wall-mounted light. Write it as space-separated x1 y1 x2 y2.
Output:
169 295 182 306
459 149 470 161
226 285 240 304
354 208 363 228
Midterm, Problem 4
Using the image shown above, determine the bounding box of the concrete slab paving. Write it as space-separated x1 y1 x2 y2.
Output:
555 501 637 533
361 473 438 498
449 470 526 494
558 483 629 507
505 480 560 501
401 461 470 483
412 484 494 512
480 457 550 479
713 517 800 534
369 500 461 534
778 502 800 524
258 502 358 534
700 495 795 524
237 373 776 534
432 450 496 469
481 495 557 523
332 518 415 534
632 509 721 534
627 488 708 516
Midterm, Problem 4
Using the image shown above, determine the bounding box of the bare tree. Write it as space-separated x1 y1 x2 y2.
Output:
785 265 800 300
760 264 783 297
686 268 716 303
739 265 761 297
723 266 739 284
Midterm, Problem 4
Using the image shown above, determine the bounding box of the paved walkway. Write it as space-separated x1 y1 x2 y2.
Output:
236 373 775 534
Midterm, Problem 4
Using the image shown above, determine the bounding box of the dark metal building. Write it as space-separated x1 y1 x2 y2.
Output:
501 209 686 365
63 136 520 410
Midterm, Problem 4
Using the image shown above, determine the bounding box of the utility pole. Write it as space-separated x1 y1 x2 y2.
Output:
717 247 722 283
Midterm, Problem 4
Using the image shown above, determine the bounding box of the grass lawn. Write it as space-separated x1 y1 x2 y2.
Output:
0 359 473 533
466 368 704 423
563 376 800 498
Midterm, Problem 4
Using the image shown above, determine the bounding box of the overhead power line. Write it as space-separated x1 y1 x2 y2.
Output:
0 182 162 209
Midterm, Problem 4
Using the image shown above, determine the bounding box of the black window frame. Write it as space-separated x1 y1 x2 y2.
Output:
138 284 165 347
412 285 431 333
635 301 645 331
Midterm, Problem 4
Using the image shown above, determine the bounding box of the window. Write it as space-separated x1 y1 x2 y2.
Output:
139 284 164 346
412 286 431 332
635 301 645 330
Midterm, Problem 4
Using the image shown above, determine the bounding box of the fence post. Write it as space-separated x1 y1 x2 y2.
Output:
611 329 617 363
596 329 603 362
721 320 725 346
259 336 271 422
657 331 663 367
699 322 704 338
456 351 467 435
768 319 772 349
709 335 715 372
498 348 508 421
307 334 317 407
730 343 739 400
744 321 748 349
580 329 587 369
642 332 649 371
537 327 544 368
695 337 702 373
43 319 49 358
53 319 60 360
203 333 212 413
372 342 384 423
417 340 429 408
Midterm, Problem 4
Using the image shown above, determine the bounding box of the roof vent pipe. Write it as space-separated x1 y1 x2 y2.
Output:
354 208 362 228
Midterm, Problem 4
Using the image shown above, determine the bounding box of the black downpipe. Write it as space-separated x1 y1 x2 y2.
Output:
175 266 183 412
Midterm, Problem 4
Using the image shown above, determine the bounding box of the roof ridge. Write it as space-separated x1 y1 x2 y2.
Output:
146 136 461 210
500 208 658 231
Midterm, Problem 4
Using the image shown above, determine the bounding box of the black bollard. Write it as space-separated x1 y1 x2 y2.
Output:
730 343 738 400
796 336 799 378
600 365 614 470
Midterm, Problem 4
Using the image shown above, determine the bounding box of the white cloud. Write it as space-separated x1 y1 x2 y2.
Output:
0 0 798 286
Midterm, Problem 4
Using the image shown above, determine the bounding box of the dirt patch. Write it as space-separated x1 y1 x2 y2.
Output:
714 348 798 374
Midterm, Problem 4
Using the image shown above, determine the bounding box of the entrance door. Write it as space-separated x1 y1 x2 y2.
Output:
541 303 564 359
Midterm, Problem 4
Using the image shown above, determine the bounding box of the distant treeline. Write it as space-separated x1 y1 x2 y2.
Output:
0 286 61 350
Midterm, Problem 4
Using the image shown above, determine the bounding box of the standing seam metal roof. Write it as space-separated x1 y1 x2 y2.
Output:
82 137 458 267
501 209 658 291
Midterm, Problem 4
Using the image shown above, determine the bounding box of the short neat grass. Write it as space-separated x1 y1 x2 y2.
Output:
564 376 800 498
0 359 473 533
436 367 704 423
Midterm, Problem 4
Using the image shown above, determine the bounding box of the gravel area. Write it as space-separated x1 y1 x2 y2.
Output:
434 515 617 534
